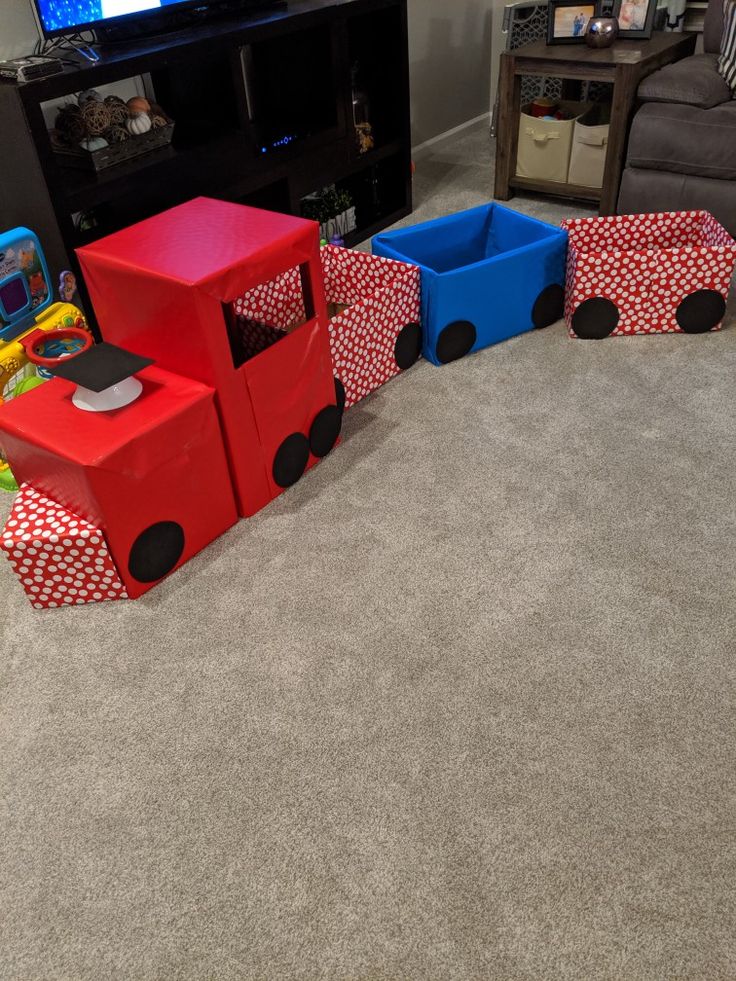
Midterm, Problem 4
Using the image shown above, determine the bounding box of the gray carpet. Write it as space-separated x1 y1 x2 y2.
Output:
2 122 735 980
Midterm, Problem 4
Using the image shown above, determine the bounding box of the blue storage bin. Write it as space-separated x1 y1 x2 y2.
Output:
373 203 568 366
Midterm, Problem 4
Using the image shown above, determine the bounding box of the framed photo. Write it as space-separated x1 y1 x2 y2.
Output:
547 0 600 43
612 0 657 37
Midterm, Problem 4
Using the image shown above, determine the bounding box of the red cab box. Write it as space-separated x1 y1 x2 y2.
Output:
0 365 237 599
76 197 340 518
1 483 128 610
562 210 736 338
234 245 422 410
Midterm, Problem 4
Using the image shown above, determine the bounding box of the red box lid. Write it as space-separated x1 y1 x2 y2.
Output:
0 365 215 467
77 197 320 302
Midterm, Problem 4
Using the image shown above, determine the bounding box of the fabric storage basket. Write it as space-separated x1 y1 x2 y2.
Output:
516 102 589 183
567 103 610 188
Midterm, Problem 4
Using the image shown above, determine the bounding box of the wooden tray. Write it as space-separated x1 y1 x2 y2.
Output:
53 120 175 173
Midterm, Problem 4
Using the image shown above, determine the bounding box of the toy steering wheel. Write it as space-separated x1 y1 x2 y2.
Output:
21 326 92 369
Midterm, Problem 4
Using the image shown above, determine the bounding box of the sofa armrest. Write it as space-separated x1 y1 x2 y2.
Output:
638 54 733 109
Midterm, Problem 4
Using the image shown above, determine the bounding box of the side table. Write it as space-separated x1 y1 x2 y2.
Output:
494 32 696 215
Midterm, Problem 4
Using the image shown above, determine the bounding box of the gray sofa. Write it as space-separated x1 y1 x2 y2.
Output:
617 0 736 235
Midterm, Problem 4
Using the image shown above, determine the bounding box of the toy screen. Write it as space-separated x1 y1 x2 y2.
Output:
0 278 30 319
34 0 195 34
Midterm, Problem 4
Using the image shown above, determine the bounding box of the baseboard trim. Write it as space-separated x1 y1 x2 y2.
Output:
412 113 491 159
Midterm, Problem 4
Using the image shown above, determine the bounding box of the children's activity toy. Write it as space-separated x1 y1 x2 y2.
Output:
562 211 736 338
0 227 90 492
372 203 568 365
0 201 731 610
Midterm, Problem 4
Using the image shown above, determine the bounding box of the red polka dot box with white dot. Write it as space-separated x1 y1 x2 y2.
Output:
0 483 128 610
234 246 422 410
561 211 736 340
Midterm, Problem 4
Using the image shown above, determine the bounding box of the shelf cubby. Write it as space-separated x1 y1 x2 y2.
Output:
0 0 412 334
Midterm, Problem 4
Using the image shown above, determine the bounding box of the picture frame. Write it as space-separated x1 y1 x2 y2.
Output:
547 0 600 43
612 0 657 38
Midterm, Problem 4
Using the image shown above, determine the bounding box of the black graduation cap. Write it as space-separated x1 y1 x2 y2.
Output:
48 342 153 392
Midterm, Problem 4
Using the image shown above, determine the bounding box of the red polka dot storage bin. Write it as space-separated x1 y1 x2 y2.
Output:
1 484 128 609
561 211 736 339
234 246 421 410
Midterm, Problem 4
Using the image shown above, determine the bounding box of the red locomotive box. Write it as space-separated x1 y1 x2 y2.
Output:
0 365 237 599
77 197 339 518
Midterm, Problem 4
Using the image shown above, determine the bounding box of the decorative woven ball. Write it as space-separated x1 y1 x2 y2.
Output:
127 96 151 115
150 114 168 129
105 125 130 144
78 89 102 105
104 96 129 126
55 105 87 144
82 99 112 136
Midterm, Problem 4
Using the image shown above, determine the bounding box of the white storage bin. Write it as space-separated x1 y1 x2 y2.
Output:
567 104 611 188
516 102 589 184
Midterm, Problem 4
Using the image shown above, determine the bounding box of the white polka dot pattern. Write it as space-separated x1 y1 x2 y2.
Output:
232 266 305 330
323 246 421 409
232 247 422 410
0 483 128 610
561 211 736 336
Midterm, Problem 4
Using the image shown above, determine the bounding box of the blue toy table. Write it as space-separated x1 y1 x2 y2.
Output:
373 203 568 365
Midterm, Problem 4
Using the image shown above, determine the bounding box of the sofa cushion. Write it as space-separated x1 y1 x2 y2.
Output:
618 168 736 238
626 101 736 180
638 54 732 108
704 0 726 53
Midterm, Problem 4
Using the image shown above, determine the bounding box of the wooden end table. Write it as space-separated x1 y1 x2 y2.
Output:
494 31 696 215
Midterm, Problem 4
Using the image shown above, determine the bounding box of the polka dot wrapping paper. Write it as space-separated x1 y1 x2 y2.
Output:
234 247 421 410
322 246 421 409
561 211 736 338
1 483 128 610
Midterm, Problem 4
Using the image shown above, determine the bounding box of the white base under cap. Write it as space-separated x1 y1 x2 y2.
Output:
72 376 143 412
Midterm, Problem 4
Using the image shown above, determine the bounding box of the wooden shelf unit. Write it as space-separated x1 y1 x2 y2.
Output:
0 0 412 331
494 32 696 215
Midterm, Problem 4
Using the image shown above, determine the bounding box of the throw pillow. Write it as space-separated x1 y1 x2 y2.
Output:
718 0 736 93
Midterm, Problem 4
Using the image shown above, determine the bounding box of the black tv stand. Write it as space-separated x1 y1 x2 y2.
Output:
0 0 411 335
94 0 286 45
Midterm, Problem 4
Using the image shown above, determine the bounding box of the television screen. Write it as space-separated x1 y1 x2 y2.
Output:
34 0 206 36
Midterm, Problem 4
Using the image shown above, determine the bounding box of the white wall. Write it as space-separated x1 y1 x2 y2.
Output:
407 0 495 147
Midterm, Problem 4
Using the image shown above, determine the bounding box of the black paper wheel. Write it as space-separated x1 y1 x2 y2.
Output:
570 297 619 339
273 433 310 488
532 283 565 329
435 320 476 363
309 405 342 458
394 321 422 369
675 289 726 334
128 521 185 583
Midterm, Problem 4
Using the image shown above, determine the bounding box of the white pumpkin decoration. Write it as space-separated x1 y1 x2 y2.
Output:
126 112 152 136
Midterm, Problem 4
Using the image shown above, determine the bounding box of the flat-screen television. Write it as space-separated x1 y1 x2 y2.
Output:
33 0 273 39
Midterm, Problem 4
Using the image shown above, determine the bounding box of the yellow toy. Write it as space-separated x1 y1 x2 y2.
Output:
0 227 89 491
